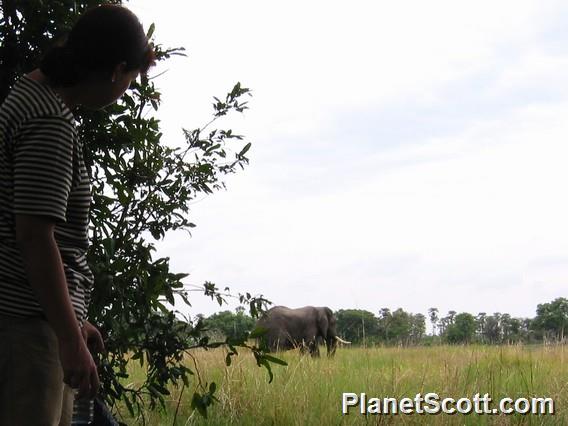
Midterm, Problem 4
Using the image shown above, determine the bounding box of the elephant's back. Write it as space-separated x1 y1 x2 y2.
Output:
261 305 314 318
262 305 325 318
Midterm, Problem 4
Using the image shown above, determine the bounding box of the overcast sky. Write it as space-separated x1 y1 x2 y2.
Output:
128 0 568 321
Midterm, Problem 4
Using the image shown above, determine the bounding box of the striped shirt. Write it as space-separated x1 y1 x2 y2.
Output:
0 74 93 324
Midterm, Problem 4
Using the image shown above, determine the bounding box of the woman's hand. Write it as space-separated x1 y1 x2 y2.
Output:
59 335 99 399
81 320 105 355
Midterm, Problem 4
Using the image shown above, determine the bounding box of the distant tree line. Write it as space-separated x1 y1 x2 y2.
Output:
199 297 568 346
425 297 568 345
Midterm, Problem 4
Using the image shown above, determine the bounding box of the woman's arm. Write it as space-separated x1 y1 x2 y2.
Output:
15 214 99 398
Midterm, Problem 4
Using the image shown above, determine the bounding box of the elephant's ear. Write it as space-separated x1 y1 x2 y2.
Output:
315 308 329 336
324 307 335 325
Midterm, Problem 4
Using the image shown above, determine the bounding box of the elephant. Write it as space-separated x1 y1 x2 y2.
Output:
256 306 351 357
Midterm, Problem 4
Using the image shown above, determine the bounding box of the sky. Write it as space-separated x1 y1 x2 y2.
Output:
127 0 568 321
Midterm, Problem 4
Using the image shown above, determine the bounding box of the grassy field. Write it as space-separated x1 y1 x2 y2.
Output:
117 344 566 425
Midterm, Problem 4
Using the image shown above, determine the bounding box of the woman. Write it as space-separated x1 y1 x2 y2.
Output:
0 4 155 424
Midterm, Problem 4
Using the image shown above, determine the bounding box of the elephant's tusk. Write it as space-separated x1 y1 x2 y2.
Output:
335 336 351 345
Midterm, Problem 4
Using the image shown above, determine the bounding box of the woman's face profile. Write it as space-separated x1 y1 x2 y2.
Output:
84 65 140 110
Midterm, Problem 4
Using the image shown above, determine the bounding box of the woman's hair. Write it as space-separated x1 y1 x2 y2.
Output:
40 4 156 87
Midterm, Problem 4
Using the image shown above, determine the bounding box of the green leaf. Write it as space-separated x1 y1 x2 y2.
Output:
238 142 252 157
147 23 156 39
191 393 207 418
263 354 288 366
262 359 274 383
154 384 170 395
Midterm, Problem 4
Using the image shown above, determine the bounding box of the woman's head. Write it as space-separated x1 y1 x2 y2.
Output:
40 4 155 107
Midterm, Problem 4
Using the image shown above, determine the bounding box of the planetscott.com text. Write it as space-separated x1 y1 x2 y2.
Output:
342 393 555 416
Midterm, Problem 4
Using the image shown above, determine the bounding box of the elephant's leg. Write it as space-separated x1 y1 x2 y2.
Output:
308 340 320 357
326 337 337 357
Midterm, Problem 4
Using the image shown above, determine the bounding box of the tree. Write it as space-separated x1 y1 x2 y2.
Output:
522 318 536 343
437 310 457 337
335 309 380 345
203 309 256 341
409 313 426 345
534 297 568 342
500 314 524 344
385 308 413 345
484 313 502 344
428 307 439 336
0 1 281 421
444 313 476 344
476 312 487 343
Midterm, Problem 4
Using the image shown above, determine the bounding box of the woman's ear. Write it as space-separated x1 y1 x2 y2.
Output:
111 62 128 83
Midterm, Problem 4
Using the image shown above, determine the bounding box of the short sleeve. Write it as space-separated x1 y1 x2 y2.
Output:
13 116 76 223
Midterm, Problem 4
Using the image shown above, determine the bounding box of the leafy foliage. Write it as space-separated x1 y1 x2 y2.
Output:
335 301 567 346
533 297 568 341
335 308 425 346
335 309 379 345
445 312 477 344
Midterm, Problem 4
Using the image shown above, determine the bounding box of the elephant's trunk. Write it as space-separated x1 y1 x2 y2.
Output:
335 336 351 345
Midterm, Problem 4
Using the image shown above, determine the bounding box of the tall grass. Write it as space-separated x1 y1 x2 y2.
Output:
117 345 566 425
